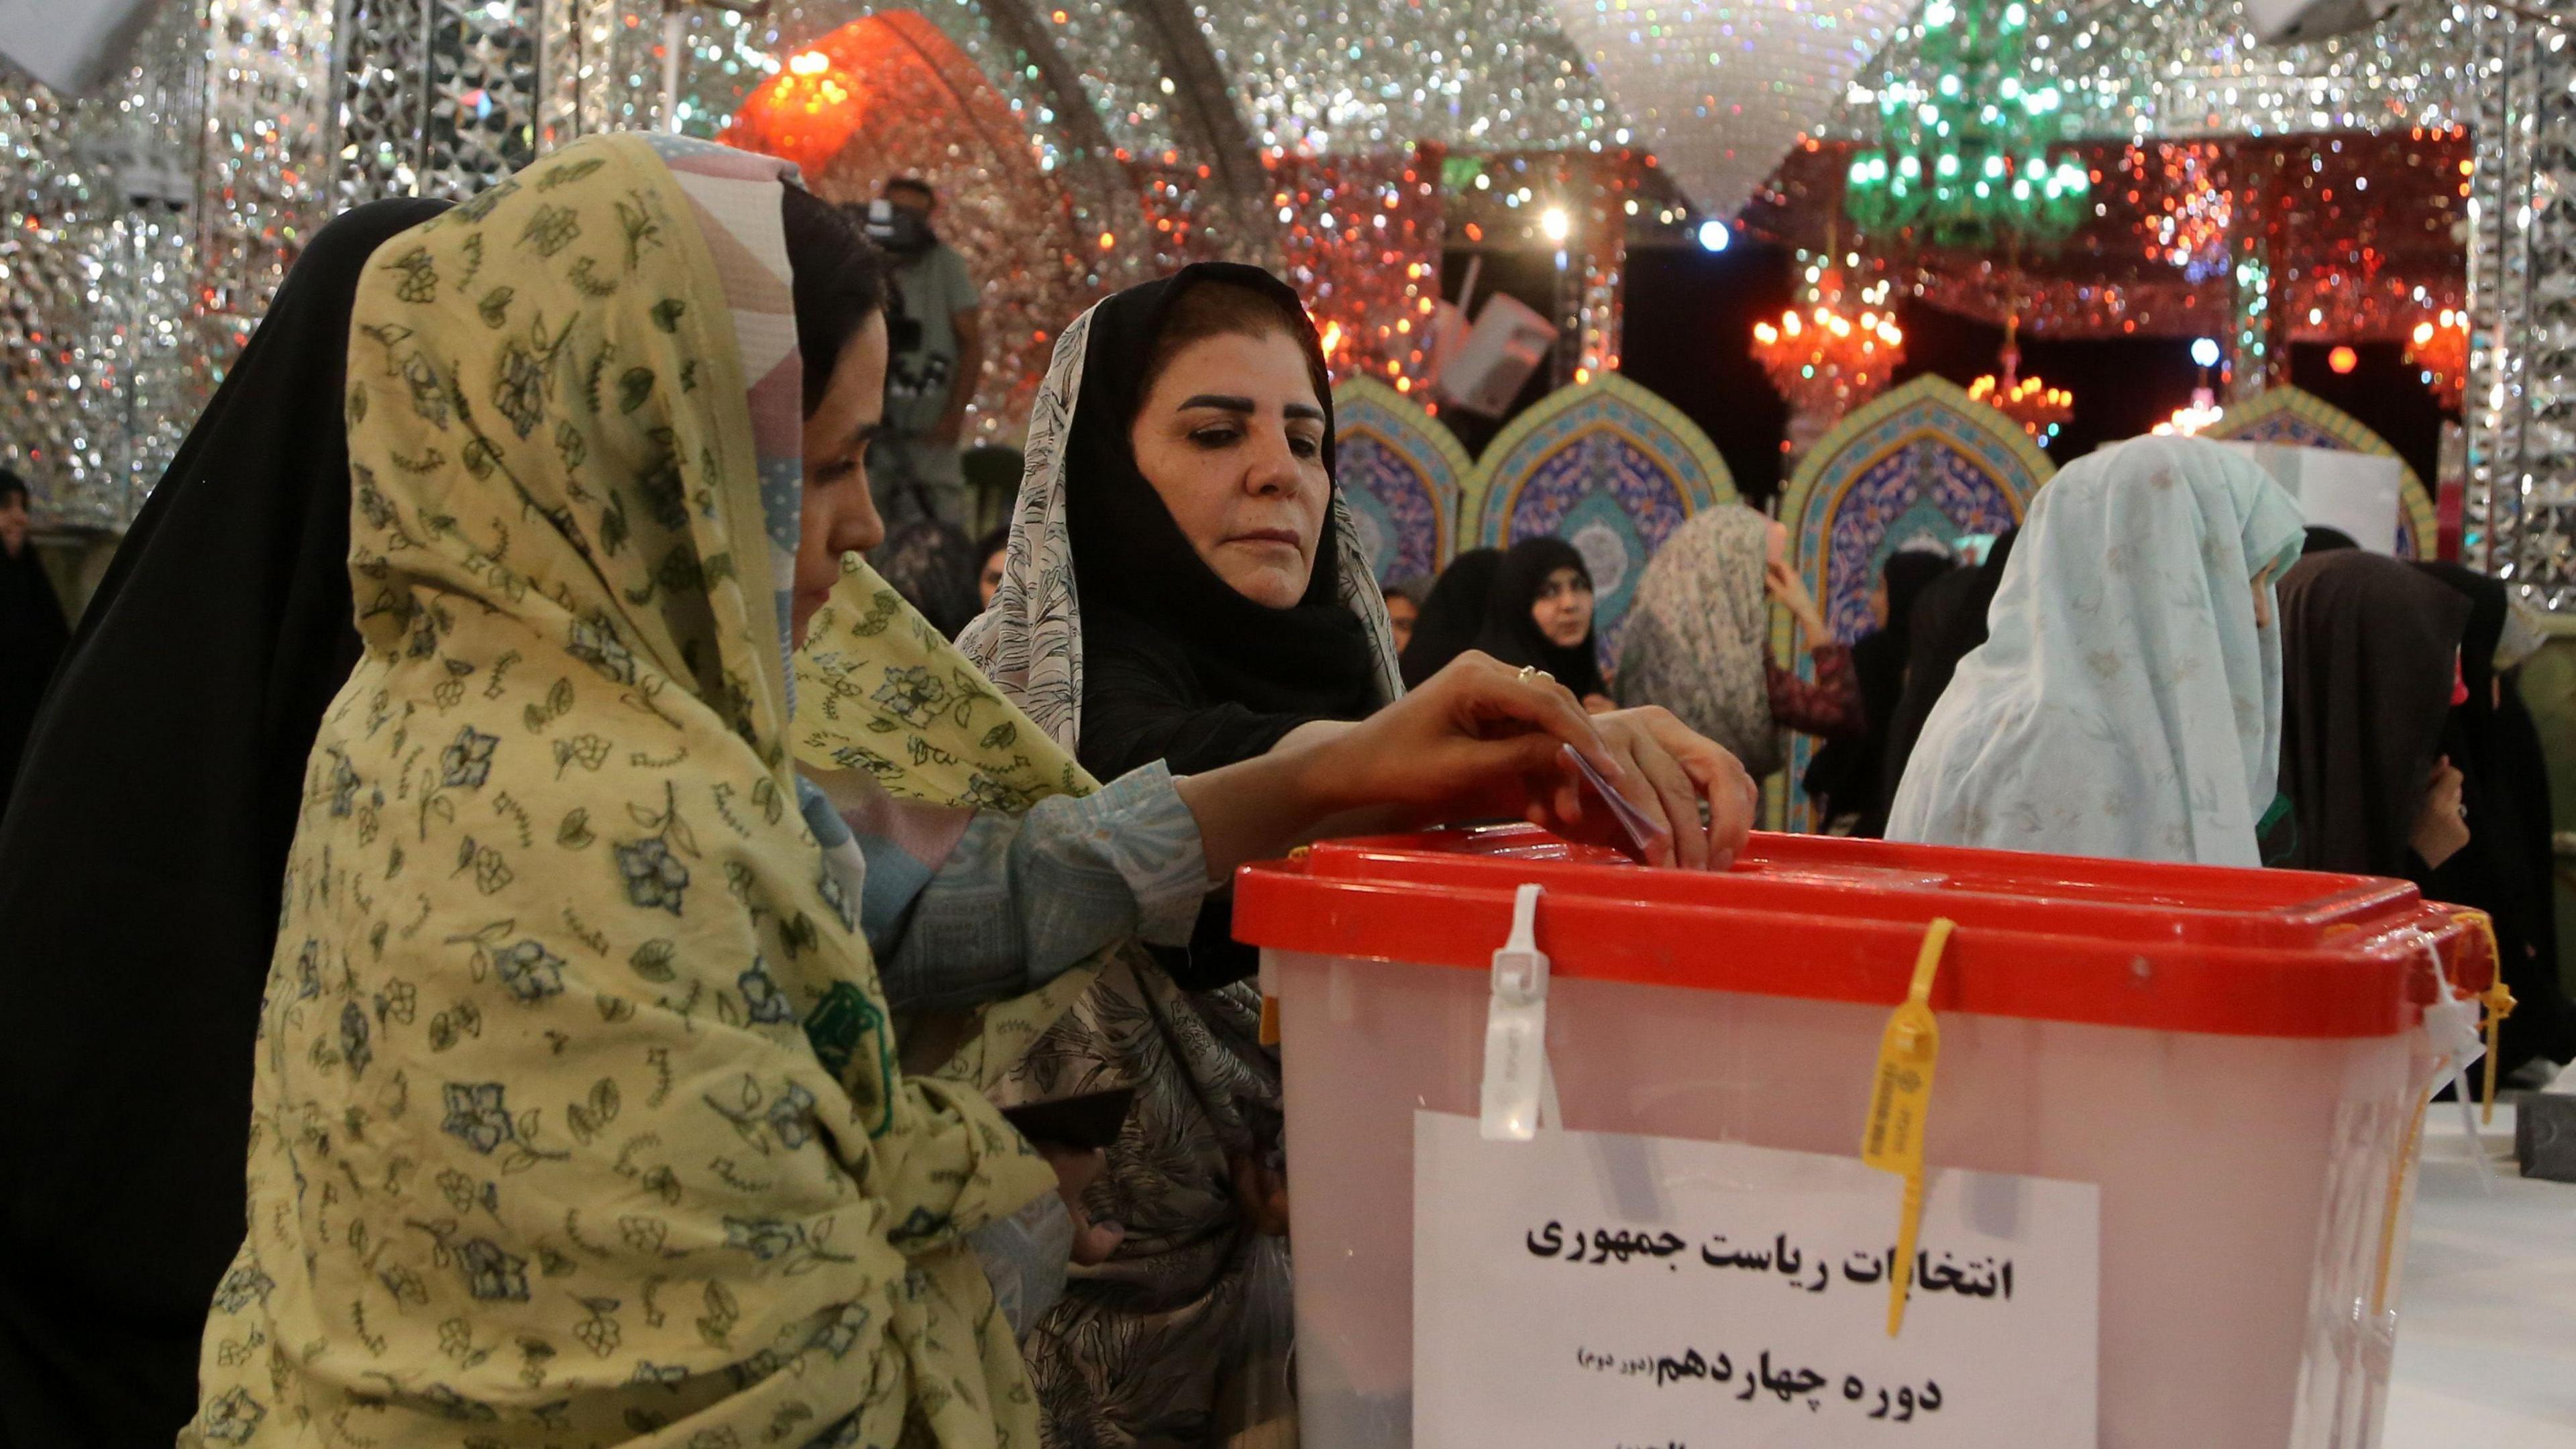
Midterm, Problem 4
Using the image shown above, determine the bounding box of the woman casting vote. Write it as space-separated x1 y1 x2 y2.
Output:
963 262 1758 1442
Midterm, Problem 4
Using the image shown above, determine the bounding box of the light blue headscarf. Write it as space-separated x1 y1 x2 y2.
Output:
1884 435 2307 867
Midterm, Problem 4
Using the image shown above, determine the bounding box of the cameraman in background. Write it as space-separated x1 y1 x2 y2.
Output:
859 176 985 532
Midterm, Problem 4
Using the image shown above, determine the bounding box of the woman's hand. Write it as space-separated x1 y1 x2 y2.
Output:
1766 555 1830 641
2410 755 2471 871
1037 1143 1125 1267
1293 651 1634 819
1384 674 1760 870
1179 653 1627 877
1174 653 1755 877
1566 706 1759 869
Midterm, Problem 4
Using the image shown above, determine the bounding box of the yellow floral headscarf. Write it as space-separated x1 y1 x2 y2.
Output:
188 133 1081 1448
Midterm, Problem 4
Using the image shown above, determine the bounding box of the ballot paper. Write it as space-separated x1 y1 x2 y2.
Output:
1413 1112 2098 1448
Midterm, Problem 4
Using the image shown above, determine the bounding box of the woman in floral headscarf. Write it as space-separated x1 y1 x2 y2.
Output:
183 138 1666 1448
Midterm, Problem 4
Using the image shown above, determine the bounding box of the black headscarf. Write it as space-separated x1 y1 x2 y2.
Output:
0 477 70 814
1471 535 1608 698
1883 527 2019 810
1808 548 1957 834
2415 562 2575 1073
1399 545 1502 687
0 197 448 1449
1067 262 1381 783
874 517 982 639
2275 550 2472 878
2303 525 2361 555
1878 548 1954 643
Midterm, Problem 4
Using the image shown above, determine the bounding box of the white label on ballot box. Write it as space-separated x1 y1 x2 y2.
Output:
1413 1110 2098 1448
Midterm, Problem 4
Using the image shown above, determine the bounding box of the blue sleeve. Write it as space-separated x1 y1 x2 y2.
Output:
872 762 1209 1014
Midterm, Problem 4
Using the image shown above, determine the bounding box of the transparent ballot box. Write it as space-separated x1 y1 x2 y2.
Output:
1234 826 2493 1449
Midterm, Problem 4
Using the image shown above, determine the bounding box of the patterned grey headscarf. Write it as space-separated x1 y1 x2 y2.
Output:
1614 504 1784 776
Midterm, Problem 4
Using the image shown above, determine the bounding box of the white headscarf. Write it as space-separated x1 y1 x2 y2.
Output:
1884 435 2306 866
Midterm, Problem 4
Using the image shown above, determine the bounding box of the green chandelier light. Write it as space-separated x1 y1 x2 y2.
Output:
1844 0 2090 252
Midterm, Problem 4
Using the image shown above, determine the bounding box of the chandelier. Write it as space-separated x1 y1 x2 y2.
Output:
2407 308 2467 410
1843 0 2091 252
1968 372 2072 443
1967 313 2071 443
1752 270 1906 421
2153 388 2226 437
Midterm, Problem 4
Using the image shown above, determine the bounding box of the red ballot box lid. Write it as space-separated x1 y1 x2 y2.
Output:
1232 825 2493 1040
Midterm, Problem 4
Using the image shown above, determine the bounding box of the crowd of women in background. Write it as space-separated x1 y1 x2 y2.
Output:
0 125 2565 1449
1379 433 2572 1081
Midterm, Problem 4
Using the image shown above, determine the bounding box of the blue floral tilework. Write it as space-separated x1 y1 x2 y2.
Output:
1479 386 1727 673
1330 378 1464 586
1338 429 1442 585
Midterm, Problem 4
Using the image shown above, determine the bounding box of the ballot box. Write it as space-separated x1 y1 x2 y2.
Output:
1233 825 2494 1449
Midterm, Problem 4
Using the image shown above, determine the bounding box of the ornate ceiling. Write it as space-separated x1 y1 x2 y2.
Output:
0 0 2500 530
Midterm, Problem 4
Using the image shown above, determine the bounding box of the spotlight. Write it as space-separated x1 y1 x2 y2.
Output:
1540 207 1570 243
1697 217 1730 252
2190 337 2220 368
